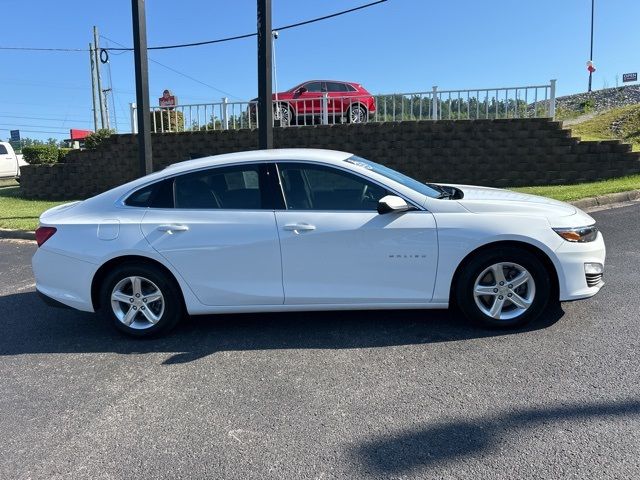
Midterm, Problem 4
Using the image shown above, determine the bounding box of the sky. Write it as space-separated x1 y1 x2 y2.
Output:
1 0 639 141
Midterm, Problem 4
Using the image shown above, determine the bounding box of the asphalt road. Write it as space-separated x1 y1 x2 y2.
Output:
1 204 639 480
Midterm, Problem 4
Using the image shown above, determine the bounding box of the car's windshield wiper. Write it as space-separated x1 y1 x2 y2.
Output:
426 183 453 199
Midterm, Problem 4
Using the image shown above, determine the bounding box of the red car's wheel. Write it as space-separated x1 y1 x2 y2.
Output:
274 103 294 126
348 104 368 123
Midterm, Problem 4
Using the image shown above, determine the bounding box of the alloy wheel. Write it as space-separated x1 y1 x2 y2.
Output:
349 105 366 123
110 276 165 330
473 262 536 320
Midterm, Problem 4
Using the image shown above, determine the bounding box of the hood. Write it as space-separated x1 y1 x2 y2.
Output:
449 184 586 224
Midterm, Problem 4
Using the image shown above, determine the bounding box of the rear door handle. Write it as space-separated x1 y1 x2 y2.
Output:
283 223 316 233
157 224 189 234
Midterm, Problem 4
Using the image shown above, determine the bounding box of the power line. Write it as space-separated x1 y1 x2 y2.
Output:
0 122 69 131
0 1 388 53
0 127 68 135
0 46 85 52
100 34 242 100
0 115 93 124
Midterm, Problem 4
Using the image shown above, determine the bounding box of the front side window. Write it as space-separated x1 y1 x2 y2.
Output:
277 163 389 211
174 164 265 209
0 145 8 155
304 82 323 93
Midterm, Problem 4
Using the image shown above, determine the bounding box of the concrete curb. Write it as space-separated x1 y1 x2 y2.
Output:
0 229 35 241
570 189 640 210
0 189 638 242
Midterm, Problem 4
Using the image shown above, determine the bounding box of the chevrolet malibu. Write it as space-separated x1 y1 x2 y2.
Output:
32 149 605 337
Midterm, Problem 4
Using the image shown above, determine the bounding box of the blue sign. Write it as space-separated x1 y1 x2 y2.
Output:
623 73 637 83
10 130 20 142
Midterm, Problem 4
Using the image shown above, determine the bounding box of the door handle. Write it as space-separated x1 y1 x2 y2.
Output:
157 224 189 234
283 223 316 233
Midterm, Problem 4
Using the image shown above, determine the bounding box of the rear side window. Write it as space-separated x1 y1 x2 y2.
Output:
327 82 349 92
125 184 154 207
124 178 174 208
174 164 269 209
0 145 8 154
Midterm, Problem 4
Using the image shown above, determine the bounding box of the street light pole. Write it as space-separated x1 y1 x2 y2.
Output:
131 0 153 175
272 30 279 121
588 0 594 92
257 0 273 149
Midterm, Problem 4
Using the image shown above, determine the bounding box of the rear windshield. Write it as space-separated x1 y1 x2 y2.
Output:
344 155 440 198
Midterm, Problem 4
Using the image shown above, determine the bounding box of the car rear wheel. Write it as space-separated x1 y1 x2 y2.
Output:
347 104 368 123
274 103 294 126
99 263 184 338
455 247 551 329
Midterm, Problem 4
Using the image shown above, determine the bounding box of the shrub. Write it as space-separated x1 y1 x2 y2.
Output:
151 110 185 132
57 148 73 162
22 145 58 164
84 129 115 149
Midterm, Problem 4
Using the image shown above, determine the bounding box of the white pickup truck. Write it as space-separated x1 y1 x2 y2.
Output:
0 142 28 180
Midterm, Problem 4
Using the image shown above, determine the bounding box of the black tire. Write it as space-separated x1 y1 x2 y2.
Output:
274 103 295 126
455 247 551 329
99 262 184 338
347 104 368 123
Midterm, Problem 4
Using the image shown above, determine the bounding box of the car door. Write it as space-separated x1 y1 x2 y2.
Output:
326 82 349 119
140 163 284 306
273 162 438 305
294 81 324 121
0 144 14 177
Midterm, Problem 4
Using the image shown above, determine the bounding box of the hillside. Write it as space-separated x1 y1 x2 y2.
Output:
567 104 640 152
555 85 640 120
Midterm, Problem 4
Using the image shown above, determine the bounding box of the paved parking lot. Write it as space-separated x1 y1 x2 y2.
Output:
1 204 639 479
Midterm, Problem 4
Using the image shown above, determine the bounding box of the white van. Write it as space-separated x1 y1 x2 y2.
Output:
0 142 28 180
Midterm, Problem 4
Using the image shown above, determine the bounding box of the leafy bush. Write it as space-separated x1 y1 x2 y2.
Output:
22 145 58 164
84 129 115 149
57 148 73 162
580 98 595 114
151 110 185 132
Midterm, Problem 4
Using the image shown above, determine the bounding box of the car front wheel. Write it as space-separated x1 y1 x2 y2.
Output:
455 247 551 329
99 263 184 338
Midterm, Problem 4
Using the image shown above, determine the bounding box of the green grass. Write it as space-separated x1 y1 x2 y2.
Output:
512 173 640 201
0 186 78 231
569 104 640 152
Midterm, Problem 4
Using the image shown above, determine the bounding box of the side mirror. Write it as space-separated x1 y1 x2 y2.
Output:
297 86 308 94
377 195 410 214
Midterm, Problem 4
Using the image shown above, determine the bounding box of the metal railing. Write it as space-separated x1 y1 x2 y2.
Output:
130 80 556 133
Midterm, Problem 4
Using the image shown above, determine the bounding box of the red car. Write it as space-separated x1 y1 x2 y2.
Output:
251 80 376 126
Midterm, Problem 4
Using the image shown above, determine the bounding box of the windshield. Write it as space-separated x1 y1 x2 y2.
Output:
345 155 441 198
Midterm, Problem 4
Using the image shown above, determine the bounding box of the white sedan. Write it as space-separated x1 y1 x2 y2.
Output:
32 149 605 337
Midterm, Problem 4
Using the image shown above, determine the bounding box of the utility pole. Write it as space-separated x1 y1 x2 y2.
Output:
588 0 594 92
89 42 99 131
257 0 273 149
93 26 106 129
131 0 153 175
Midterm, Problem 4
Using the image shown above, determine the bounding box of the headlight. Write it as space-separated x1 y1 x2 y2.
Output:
553 225 598 243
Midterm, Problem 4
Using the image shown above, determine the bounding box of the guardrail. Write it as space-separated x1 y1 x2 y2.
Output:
130 80 556 133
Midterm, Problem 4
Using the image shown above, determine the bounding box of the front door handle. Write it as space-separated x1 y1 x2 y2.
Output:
283 223 316 233
157 224 189 234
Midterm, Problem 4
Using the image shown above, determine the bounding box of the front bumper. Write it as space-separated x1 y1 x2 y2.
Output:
554 231 606 301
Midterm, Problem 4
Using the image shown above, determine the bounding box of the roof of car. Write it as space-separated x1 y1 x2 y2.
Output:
303 80 359 85
165 148 353 173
